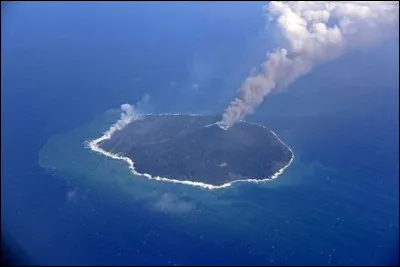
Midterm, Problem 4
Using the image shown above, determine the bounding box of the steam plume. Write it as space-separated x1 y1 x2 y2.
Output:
220 1 399 128
109 94 150 134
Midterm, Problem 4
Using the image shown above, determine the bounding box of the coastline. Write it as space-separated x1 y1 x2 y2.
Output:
86 113 295 190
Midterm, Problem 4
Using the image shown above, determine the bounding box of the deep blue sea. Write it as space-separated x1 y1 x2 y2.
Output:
1 2 399 266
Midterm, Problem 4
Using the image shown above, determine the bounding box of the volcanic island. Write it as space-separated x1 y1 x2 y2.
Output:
88 114 294 189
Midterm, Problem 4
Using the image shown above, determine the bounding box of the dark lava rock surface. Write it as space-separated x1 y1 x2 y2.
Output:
99 115 292 186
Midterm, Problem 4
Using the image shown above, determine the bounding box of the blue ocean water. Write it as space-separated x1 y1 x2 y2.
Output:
1 2 398 266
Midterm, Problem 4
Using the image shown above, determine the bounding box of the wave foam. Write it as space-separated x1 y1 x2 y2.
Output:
86 113 294 190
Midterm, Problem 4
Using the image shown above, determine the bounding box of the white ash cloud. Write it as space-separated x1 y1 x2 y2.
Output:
220 1 399 128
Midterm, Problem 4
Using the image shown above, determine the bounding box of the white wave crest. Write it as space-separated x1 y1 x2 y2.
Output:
86 112 294 190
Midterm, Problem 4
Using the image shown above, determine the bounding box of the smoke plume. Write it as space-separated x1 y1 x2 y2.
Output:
220 1 399 128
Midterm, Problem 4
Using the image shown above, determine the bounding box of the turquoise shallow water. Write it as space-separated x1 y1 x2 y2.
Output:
4 50 398 264
37 93 399 265
2 2 398 265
